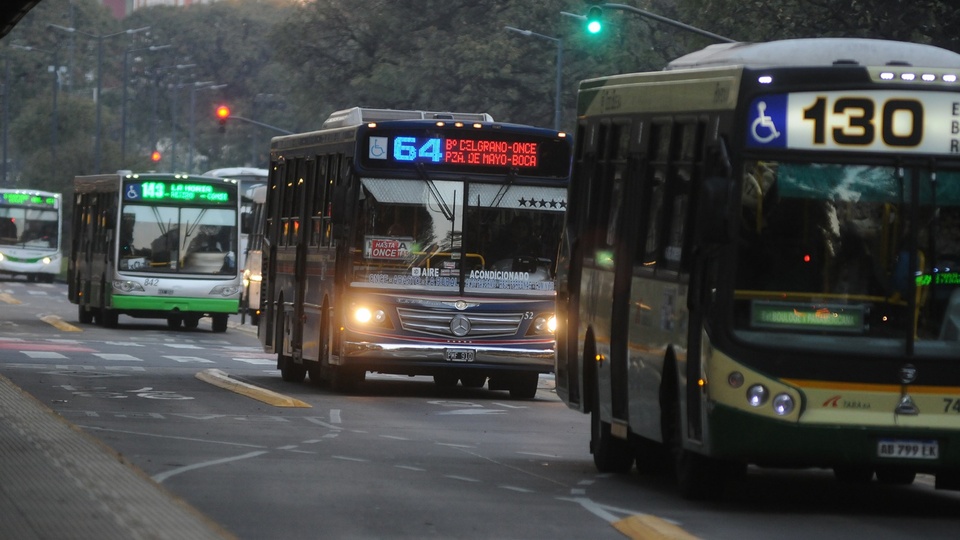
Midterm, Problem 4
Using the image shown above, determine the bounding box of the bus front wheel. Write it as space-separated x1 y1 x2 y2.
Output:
211 314 228 333
589 377 633 473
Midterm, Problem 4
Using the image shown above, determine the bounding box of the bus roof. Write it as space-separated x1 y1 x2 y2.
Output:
666 38 960 70
202 167 268 180
321 107 494 129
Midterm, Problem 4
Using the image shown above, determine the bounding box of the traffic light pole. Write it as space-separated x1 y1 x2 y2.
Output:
592 3 735 43
226 115 293 135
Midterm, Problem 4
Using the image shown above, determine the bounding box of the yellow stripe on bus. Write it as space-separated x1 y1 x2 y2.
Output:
783 378 960 394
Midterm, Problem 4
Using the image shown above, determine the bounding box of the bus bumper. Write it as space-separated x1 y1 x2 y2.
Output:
341 340 554 373
111 295 240 314
707 403 960 476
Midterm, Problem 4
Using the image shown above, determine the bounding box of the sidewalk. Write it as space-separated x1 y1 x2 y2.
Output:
0 372 232 540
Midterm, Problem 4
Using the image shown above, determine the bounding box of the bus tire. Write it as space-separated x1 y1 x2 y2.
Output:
78 304 93 324
331 367 363 393
279 355 306 383
876 468 915 485
509 373 539 399
167 315 182 329
100 309 119 328
459 374 486 388
589 370 633 473
211 314 228 333
184 315 201 330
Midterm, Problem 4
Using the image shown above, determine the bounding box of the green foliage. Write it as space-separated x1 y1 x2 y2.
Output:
2 0 960 201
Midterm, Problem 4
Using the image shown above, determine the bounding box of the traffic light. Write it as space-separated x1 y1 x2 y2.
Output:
216 105 230 133
150 150 161 163
586 6 603 34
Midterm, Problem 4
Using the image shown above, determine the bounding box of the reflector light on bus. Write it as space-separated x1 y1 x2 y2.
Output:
772 394 795 416
747 384 769 407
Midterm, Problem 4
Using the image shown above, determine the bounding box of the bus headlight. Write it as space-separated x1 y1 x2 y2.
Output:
209 284 240 297
772 393 795 416
42 256 52 265
113 280 145 292
353 306 387 325
530 314 556 335
746 384 769 407
0 252 5 261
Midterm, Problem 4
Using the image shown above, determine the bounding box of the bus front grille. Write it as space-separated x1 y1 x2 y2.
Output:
396 308 524 338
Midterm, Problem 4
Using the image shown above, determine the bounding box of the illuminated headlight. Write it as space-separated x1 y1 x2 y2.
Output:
0 253 4 261
772 393 795 416
42 257 52 265
531 314 556 334
746 384 769 407
113 280 145 292
209 284 240 297
353 306 386 325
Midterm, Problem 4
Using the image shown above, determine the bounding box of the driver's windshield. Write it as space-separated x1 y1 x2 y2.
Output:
351 177 564 293
0 207 59 249
119 204 238 275
734 160 960 354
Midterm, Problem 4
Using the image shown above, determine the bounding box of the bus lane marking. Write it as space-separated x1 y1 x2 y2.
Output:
195 368 311 408
0 292 21 304
39 314 82 332
152 451 269 483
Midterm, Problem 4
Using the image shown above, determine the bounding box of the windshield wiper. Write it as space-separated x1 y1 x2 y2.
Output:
415 163 455 221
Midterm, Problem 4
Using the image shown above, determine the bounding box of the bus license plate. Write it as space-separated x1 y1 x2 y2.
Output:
877 439 939 459
445 349 475 362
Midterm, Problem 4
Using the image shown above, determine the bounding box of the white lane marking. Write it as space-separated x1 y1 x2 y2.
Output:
94 353 141 361
517 451 560 458
332 455 368 462
500 485 534 493
330 409 341 423
231 358 275 365
104 341 143 347
379 435 410 441
445 475 480 483
395 465 426 472
164 355 214 363
164 343 202 349
153 451 268 483
22 351 67 359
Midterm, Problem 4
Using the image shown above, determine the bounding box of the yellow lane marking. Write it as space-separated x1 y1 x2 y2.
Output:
0 293 21 304
39 314 82 332
613 515 699 540
196 368 311 408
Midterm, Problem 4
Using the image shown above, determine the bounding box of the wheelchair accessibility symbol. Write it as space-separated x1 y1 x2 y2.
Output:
751 101 780 143
746 94 787 148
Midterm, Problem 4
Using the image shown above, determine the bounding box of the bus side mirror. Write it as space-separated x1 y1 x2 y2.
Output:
697 176 732 244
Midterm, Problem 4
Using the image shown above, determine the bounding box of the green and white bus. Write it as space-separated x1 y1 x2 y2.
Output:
0 188 62 282
556 38 960 499
69 172 242 331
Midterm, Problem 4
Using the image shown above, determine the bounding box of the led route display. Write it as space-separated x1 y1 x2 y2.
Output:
1 192 59 208
369 135 539 168
123 180 235 204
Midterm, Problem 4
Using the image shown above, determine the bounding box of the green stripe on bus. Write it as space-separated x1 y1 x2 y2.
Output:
110 295 239 313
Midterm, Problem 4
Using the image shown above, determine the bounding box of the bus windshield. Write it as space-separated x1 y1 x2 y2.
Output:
734 160 960 351
352 177 563 293
119 204 238 275
0 207 59 248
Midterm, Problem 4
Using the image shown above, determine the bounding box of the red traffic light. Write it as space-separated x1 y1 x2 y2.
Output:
216 105 230 123
150 150 161 162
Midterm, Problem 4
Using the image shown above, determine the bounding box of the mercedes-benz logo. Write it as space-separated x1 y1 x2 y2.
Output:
899 364 917 385
450 314 471 337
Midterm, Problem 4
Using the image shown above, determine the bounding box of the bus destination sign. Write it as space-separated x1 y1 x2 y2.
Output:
368 134 539 168
1 192 59 208
124 180 234 204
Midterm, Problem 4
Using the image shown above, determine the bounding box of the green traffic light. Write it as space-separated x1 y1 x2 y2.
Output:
586 6 603 34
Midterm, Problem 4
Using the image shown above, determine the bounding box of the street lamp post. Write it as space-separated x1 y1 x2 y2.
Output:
10 45 62 181
188 82 226 172
49 24 150 173
562 4 734 43
504 26 563 131
122 44 170 165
